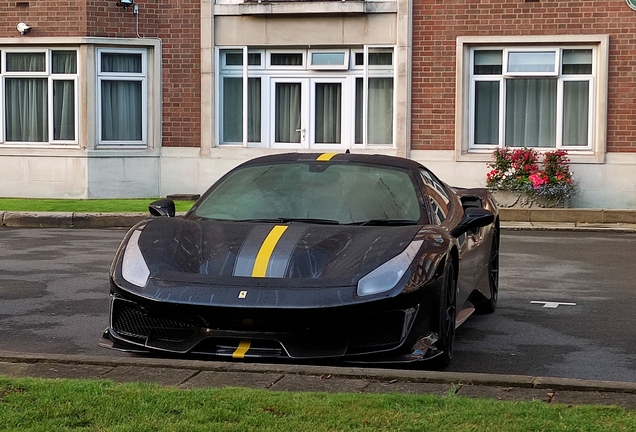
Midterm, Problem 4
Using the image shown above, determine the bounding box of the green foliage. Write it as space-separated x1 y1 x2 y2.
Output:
0 199 194 213
0 376 634 431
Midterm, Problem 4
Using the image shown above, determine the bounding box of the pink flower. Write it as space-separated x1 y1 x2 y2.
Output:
529 173 549 188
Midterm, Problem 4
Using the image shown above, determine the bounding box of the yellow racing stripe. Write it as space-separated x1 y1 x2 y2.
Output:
316 153 338 161
252 225 288 277
232 340 251 358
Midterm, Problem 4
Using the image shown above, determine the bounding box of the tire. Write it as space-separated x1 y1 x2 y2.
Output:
476 224 499 314
431 260 457 369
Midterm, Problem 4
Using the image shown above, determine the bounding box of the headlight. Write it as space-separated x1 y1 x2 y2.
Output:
357 240 423 297
121 228 150 288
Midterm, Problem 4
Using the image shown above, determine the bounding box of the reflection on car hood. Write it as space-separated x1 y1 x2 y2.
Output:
135 218 422 287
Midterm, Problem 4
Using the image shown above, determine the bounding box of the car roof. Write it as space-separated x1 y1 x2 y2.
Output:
239 152 426 172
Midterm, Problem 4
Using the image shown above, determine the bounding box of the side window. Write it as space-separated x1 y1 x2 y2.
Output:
421 169 450 224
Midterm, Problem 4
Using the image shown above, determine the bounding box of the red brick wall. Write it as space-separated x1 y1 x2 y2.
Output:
1 0 200 148
1 1 87 37
412 0 636 153
86 1 201 148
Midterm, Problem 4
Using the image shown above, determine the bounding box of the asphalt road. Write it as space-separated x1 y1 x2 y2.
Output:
0 227 635 382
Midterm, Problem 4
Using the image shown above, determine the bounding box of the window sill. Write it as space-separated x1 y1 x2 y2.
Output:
456 148 605 164
214 1 396 16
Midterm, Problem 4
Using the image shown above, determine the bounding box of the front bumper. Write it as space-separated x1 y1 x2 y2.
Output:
102 289 443 363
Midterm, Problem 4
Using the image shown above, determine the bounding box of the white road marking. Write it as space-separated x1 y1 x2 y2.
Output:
530 301 577 309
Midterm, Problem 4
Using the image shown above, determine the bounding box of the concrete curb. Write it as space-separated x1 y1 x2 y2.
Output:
498 208 636 224
0 211 148 228
2 209 636 229
1 352 634 395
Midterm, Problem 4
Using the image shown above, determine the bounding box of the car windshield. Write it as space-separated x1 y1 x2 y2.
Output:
194 162 422 224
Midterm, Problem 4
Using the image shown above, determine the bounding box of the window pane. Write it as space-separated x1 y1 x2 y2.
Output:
222 77 242 142
474 50 502 75
271 53 302 66
248 78 261 142
314 83 341 144
508 51 555 73
562 49 592 75
369 52 392 66
311 52 345 66
421 170 449 223
505 79 556 147
5 78 48 141
275 83 301 143
474 81 499 145
53 80 75 140
248 53 261 66
6 53 45 72
225 52 242 66
52 51 77 74
101 80 142 141
563 81 589 146
368 77 393 145
221 78 261 143
101 53 142 73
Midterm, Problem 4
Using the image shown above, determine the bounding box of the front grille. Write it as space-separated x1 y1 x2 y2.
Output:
348 311 405 352
111 296 409 358
112 300 197 342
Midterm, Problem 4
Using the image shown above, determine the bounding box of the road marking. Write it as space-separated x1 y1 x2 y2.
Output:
530 301 576 309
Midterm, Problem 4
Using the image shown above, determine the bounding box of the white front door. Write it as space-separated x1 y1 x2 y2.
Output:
270 77 347 149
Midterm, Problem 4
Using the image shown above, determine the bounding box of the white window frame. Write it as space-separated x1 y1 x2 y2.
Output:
307 49 350 71
456 35 609 164
96 47 148 147
267 50 306 70
470 46 594 150
0 48 79 146
269 77 308 149
216 46 396 150
504 48 560 76
354 45 395 149
309 76 351 149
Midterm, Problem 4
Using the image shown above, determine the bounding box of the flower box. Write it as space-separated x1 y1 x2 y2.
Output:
486 148 577 208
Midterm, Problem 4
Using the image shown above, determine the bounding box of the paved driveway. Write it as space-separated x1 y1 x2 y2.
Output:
0 228 635 381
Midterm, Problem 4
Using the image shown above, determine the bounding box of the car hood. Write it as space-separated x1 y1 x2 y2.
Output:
131 218 422 288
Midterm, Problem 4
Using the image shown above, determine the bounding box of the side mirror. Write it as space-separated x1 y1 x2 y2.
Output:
450 207 494 237
149 199 176 217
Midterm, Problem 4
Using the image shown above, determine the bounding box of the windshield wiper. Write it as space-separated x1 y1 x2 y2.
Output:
235 218 340 225
283 218 340 225
349 219 419 226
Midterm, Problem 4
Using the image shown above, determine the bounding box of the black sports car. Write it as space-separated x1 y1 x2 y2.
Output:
102 152 499 368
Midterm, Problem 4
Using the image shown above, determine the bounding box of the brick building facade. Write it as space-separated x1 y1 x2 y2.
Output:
1 0 635 208
411 0 636 207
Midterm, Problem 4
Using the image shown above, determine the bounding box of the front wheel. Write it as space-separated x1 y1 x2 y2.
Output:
431 260 457 369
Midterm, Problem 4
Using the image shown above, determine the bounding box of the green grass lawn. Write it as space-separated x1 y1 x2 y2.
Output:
0 198 194 213
0 376 633 431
